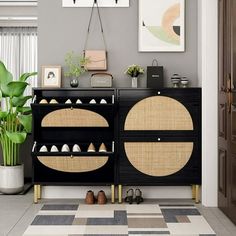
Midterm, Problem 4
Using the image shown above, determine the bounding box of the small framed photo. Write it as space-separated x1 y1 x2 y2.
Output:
42 65 61 87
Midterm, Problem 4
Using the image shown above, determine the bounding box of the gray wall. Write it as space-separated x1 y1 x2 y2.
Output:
38 0 198 87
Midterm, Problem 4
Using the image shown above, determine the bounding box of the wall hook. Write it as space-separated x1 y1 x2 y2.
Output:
115 0 118 4
73 0 76 4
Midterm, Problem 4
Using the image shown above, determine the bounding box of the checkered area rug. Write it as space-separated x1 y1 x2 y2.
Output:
23 204 216 236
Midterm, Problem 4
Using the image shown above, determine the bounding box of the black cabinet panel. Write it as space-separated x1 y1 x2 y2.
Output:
33 154 114 185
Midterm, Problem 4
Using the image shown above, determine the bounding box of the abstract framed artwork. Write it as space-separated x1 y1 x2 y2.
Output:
139 0 185 52
42 65 61 88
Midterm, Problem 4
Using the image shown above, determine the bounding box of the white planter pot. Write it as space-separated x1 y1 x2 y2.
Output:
0 164 24 194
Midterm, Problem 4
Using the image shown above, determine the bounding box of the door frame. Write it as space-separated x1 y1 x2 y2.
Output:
198 0 218 207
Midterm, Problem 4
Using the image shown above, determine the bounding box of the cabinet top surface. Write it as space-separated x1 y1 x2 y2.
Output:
33 87 201 91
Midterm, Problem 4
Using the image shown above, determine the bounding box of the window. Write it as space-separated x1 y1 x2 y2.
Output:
0 27 38 98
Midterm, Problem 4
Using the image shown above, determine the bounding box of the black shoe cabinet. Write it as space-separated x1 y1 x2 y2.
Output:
31 88 201 203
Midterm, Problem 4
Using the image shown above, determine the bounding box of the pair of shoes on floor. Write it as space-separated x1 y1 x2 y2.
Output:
124 188 143 204
87 143 107 152
85 190 107 204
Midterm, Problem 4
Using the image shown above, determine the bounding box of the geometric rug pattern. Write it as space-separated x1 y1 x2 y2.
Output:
23 204 216 236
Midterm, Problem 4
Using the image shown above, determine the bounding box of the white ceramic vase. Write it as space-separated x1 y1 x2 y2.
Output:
131 77 138 88
0 164 24 194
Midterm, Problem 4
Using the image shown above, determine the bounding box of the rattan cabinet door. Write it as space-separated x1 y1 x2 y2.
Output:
118 88 201 186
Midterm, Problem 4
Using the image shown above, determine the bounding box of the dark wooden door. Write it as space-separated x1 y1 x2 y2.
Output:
218 0 236 224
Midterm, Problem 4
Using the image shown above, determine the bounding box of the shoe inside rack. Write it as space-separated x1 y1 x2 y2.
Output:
39 145 48 152
61 144 70 152
65 99 72 104
50 145 59 152
89 99 96 104
49 99 58 104
99 143 107 152
100 99 107 104
72 144 81 152
76 99 82 104
39 99 48 104
87 143 96 152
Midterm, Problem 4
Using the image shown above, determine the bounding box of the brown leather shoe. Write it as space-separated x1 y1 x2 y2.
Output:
85 190 95 204
97 190 107 204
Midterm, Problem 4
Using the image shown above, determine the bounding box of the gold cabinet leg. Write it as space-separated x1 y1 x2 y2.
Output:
118 185 122 204
111 185 115 204
195 185 200 204
192 185 196 200
37 185 41 200
34 185 38 204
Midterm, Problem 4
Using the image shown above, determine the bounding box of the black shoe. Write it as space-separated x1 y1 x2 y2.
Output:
124 189 134 204
134 188 143 204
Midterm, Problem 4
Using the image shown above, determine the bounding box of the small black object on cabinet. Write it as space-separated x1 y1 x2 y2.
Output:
147 59 164 88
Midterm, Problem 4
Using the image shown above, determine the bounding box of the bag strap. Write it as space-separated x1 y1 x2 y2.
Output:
84 1 107 50
152 59 158 66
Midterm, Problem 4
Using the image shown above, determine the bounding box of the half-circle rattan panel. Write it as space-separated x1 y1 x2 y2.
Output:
124 96 193 130
124 142 193 177
37 156 109 173
41 108 109 127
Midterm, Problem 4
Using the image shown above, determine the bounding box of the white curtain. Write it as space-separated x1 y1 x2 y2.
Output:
0 27 38 104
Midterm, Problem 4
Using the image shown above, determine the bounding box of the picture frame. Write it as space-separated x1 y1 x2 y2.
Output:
139 0 185 52
41 65 61 88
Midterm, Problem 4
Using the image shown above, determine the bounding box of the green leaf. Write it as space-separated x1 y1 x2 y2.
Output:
0 111 8 119
12 95 32 107
16 107 32 114
6 81 28 97
0 90 2 102
19 72 37 82
18 114 32 133
0 61 13 97
6 131 27 144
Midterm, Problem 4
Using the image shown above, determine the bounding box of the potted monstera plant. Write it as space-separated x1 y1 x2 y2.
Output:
0 61 37 194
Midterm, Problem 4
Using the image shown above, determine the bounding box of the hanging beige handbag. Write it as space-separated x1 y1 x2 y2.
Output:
84 1 107 71
85 50 107 71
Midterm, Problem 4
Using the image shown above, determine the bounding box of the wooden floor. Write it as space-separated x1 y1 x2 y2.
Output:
0 190 236 236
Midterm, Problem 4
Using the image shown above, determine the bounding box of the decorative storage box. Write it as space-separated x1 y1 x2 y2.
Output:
91 73 113 88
